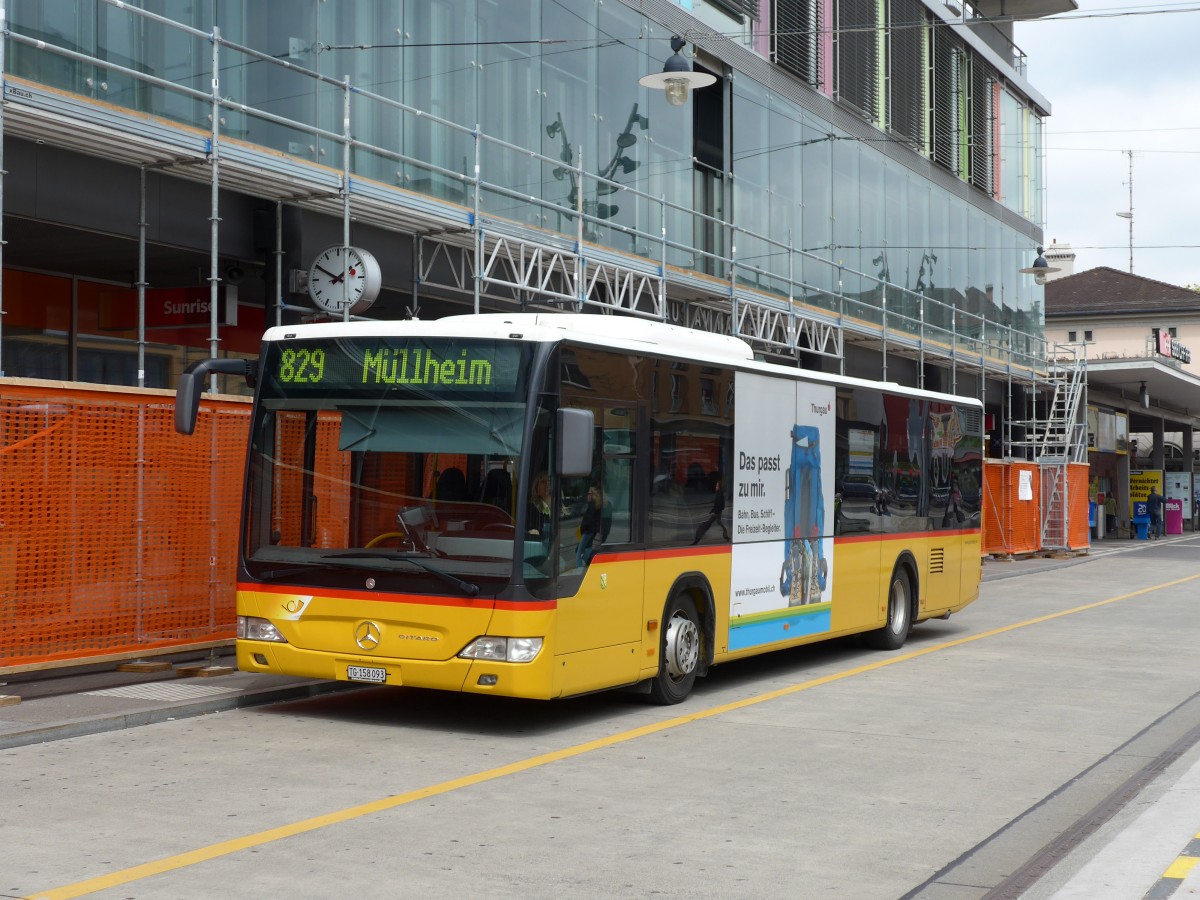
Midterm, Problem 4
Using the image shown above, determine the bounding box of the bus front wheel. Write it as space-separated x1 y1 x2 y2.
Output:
863 567 912 651
649 595 702 705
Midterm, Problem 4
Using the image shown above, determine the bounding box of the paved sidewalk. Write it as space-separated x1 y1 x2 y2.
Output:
1037 750 1200 899
0 660 351 750
987 531 1200 899
1 532 1193 752
981 530 1194 581
2 535 1198 898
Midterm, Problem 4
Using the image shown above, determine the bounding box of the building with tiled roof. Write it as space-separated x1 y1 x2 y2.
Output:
1044 267 1200 379
1044 267 1200 532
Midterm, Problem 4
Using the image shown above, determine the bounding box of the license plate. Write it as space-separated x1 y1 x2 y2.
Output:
346 665 387 684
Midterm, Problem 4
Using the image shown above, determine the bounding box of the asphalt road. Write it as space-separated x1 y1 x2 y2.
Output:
3 536 1200 900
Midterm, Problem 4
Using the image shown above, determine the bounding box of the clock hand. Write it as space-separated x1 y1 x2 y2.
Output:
314 264 346 284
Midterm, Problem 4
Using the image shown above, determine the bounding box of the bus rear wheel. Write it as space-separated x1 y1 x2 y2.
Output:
649 595 701 705
863 567 912 650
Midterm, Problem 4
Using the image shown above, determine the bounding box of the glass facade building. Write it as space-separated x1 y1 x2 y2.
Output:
0 0 1055 400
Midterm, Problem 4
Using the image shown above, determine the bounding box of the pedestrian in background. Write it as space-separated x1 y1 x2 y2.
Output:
1147 488 1164 540
1104 492 1118 536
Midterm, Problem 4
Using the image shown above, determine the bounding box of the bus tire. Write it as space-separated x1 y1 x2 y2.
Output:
649 594 702 705
863 566 912 651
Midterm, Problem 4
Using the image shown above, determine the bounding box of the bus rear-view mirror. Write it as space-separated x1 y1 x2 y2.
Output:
175 357 258 435
557 408 594 477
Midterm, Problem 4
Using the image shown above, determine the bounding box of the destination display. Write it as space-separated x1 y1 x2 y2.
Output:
263 338 526 397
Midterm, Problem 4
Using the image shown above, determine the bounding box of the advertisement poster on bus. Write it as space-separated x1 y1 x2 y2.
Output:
728 372 836 651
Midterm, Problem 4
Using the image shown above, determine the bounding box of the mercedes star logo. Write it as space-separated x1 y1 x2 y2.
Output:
355 620 382 651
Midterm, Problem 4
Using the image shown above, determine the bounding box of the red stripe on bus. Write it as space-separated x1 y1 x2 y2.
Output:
587 546 730 563
644 546 728 561
494 599 557 610
237 581 556 610
834 527 981 545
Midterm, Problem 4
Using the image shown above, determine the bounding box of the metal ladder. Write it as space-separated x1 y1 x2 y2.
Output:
1030 345 1088 550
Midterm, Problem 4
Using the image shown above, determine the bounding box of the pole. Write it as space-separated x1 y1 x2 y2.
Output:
341 75 352 321
473 125 481 315
412 233 423 319
135 163 148 651
837 263 845 378
1124 150 1134 274
880 285 888 383
0 0 7 376
137 166 147 387
918 293 925 390
575 145 584 312
207 25 222 391
275 200 283 327
787 229 796 357
659 195 667 322
951 309 958 395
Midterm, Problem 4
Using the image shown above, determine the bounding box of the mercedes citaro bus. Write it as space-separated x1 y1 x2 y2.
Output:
176 313 982 703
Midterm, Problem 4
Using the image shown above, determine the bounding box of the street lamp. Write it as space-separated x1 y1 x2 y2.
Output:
1019 247 1061 286
639 36 715 106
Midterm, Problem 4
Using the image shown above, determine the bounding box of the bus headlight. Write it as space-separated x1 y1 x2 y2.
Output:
459 636 543 663
238 615 288 643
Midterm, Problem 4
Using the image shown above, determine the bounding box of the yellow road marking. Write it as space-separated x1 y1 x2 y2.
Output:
29 572 1200 900
1163 855 1198 880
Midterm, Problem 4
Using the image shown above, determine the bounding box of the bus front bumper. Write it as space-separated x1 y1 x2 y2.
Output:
236 640 559 699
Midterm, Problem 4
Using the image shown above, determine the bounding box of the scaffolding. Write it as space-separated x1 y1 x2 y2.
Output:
0 1 1053 397
1006 343 1089 550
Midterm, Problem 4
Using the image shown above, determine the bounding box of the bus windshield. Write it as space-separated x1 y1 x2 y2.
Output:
242 336 534 596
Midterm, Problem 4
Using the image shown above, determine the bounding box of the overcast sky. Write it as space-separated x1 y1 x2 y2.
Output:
1014 1 1200 288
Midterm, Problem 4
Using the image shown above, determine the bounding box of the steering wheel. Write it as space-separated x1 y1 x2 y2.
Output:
481 523 516 534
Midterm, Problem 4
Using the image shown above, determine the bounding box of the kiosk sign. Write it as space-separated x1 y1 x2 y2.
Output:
1153 327 1191 364
1128 469 1163 518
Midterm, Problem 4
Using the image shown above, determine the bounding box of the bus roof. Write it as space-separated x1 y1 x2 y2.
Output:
261 313 981 409
263 313 756 363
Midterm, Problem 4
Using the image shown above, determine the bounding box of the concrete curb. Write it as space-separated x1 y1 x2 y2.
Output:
0 679 355 750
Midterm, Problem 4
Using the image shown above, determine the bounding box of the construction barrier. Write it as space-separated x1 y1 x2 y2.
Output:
1066 463 1091 550
0 379 248 671
982 459 1091 557
982 461 1041 557
3 381 1095 671
981 462 1007 556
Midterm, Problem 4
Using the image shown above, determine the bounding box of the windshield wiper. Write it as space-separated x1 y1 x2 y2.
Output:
322 551 480 597
253 562 357 583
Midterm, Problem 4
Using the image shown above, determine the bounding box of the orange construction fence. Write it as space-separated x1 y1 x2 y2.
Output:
983 461 1041 556
981 463 1006 555
1065 463 1092 550
0 379 248 671
3 380 1097 671
982 460 1091 557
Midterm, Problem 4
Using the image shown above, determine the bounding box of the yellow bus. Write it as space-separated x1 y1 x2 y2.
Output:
176 314 982 703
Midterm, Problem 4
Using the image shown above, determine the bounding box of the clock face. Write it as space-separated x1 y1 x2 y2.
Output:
308 246 382 315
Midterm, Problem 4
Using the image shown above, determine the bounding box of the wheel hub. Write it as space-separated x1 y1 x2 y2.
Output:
664 612 700 678
890 577 909 634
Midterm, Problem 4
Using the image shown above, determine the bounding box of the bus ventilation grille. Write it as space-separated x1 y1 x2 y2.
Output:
929 547 945 574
